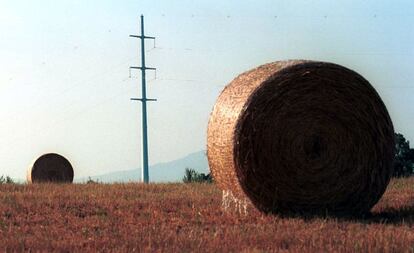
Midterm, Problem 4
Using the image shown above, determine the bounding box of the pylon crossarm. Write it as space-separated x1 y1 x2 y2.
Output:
130 66 156 71
130 98 157 102
129 35 155 40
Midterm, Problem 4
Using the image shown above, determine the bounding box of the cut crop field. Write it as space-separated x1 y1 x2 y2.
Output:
1 178 414 252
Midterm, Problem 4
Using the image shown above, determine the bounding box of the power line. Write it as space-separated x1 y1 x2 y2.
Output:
5 76 133 144
151 13 412 20
2 56 138 126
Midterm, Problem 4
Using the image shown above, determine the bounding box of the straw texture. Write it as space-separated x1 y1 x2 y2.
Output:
207 60 395 216
27 153 74 183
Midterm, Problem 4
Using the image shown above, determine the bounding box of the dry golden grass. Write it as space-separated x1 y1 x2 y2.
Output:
0 178 413 252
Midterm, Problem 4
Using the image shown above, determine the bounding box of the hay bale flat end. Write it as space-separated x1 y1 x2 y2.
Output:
207 60 395 216
27 153 74 183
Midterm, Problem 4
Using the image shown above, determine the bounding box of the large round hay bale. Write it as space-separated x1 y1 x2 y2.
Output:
207 60 395 216
27 153 74 183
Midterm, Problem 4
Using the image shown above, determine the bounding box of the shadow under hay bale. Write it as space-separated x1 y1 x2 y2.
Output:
27 153 74 183
207 60 395 216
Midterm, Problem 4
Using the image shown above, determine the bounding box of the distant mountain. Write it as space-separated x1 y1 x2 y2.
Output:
76 150 209 183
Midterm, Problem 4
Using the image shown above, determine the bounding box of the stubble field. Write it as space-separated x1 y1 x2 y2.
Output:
1 177 414 252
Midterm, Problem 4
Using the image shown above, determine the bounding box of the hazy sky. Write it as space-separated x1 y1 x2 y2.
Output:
0 0 413 180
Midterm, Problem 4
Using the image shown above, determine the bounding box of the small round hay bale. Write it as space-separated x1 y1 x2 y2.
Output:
27 153 74 183
207 60 395 216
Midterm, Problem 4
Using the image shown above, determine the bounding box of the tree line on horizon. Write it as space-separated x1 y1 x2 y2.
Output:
394 133 414 177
